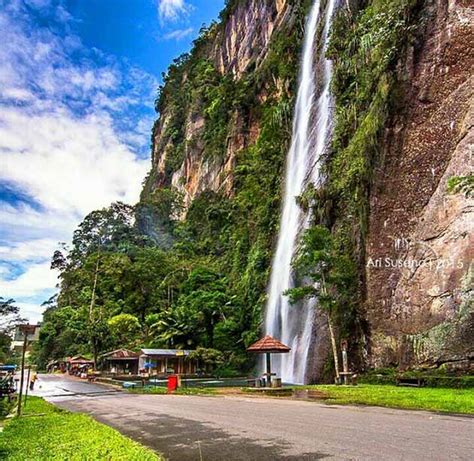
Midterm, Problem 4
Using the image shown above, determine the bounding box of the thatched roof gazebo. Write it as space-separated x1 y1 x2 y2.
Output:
247 335 290 387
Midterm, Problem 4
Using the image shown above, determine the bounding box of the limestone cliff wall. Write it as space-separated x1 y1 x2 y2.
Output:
366 0 473 371
147 0 296 211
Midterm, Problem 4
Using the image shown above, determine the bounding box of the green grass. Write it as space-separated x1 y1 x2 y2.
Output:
0 397 161 460
128 386 216 396
305 384 474 414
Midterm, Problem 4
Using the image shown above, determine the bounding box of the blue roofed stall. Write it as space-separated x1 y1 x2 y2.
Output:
139 349 197 375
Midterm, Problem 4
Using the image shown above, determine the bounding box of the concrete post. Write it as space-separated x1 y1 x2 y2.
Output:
341 340 349 385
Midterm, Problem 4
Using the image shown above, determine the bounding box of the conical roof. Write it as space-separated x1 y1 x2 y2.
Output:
247 335 291 354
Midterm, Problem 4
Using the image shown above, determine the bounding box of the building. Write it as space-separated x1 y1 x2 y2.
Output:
67 355 94 374
10 324 41 355
101 349 139 374
139 349 198 375
46 359 67 373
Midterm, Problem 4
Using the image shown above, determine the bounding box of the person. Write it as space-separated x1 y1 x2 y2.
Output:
29 372 38 390
87 367 95 382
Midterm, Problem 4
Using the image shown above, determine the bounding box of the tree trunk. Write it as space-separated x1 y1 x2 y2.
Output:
327 314 340 382
320 272 340 382
89 255 100 368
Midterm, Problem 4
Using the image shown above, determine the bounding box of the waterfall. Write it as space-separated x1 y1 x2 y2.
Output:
263 0 337 384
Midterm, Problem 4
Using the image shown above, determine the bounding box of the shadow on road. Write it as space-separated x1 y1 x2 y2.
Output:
95 411 330 461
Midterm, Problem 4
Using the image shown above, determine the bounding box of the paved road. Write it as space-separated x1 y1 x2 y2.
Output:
30 373 121 399
39 375 473 461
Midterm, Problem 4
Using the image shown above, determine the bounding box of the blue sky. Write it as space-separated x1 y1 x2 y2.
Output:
0 0 225 322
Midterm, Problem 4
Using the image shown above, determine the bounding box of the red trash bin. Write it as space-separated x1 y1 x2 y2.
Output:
167 375 178 392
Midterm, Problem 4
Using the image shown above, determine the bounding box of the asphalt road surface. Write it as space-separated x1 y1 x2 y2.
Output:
37 374 473 461
29 373 121 399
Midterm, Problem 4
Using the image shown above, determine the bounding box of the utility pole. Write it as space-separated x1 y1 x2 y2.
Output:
16 324 35 417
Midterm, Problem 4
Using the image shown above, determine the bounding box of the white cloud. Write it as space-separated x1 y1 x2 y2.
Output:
0 107 148 215
1 87 35 101
15 302 45 324
0 262 58 299
0 203 78 243
158 0 190 22
163 27 194 40
0 239 60 262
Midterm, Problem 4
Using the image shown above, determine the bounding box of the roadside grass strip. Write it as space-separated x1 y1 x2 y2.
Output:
305 384 474 414
0 397 161 460
127 386 217 396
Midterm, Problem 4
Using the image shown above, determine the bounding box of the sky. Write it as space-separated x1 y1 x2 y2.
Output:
0 0 225 323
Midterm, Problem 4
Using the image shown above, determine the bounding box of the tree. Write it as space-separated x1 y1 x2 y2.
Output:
0 298 25 364
150 305 201 349
70 201 146 263
285 226 357 381
189 347 224 371
108 314 141 348
34 302 88 369
53 203 149 366
0 297 24 332
122 247 179 323
0 297 19 317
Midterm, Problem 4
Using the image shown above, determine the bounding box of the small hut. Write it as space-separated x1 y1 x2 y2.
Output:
47 359 67 373
101 349 139 375
247 335 290 387
139 349 197 375
67 355 94 375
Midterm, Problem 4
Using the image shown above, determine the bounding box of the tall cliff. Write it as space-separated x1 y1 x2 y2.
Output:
142 0 309 210
365 0 473 371
141 0 473 378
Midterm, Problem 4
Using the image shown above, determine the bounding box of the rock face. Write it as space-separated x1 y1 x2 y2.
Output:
147 0 294 211
366 0 474 370
214 0 290 78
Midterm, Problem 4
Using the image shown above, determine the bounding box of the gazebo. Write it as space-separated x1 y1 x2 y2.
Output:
247 335 290 387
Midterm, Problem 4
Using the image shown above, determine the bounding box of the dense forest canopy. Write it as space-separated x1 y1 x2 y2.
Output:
35 197 264 373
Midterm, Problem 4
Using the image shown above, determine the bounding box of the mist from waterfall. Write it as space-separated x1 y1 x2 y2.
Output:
263 0 337 384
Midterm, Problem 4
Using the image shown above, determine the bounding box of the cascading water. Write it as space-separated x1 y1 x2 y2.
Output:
263 0 337 384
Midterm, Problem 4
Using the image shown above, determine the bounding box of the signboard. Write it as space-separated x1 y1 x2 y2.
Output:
19 324 37 335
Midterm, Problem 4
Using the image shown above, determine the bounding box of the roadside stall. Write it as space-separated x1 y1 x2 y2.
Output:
138 349 197 376
47 359 67 373
101 349 139 375
67 355 94 376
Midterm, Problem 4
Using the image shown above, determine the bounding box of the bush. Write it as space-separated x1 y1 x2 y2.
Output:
359 369 474 388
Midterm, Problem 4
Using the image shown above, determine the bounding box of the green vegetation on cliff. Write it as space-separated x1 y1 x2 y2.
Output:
290 0 425 358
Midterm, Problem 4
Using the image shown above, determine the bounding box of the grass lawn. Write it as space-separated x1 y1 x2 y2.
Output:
305 384 474 414
128 386 216 396
0 397 161 460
